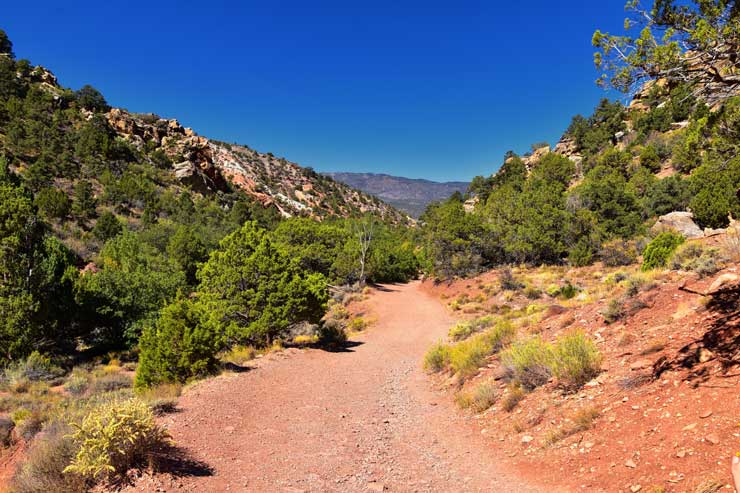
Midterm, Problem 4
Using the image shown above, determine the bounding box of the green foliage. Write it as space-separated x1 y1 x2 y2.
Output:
599 239 638 266
34 187 70 220
641 231 685 271
91 211 122 242
566 99 627 156
551 331 602 388
500 337 554 390
75 232 186 346
71 180 96 222
424 341 451 372
197 221 329 346
639 145 661 172
74 85 109 113
135 298 224 389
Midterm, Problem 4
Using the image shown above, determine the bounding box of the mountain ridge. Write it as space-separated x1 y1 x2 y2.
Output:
325 171 469 217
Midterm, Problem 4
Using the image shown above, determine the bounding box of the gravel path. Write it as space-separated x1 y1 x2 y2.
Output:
122 282 553 492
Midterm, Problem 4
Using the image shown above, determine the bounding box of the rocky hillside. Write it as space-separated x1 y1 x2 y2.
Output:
326 172 469 217
105 109 405 222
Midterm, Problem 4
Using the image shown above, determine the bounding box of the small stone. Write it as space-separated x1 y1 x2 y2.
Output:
699 410 712 419
630 485 642 492
705 434 720 445
699 348 714 363
630 360 652 371
625 459 637 468
521 435 534 444
367 482 385 492
676 450 686 458
682 423 697 432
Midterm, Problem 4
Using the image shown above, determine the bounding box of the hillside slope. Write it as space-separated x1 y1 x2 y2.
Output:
326 172 469 217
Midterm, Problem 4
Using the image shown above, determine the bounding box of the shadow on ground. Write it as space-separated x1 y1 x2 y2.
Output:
154 444 215 478
655 287 740 385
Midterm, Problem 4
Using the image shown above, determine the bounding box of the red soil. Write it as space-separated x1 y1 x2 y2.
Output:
422 265 740 493
121 282 554 492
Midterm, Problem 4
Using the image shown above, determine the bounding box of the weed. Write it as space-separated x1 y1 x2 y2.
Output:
221 345 257 366
544 407 600 446
499 268 524 291
423 342 451 373
63 397 170 482
347 317 368 332
602 299 625 324
448 316 494 341
501 384 525 412
551 331 602 389
670 243 724 278
466 380 498 413
90 372 132 394
500 337 554 390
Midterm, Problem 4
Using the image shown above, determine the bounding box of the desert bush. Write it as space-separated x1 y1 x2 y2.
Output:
448 336 491 379
423 342 451 373
137 383 182 416
501 384 525 412
3 352 65 386
64 373 90 396
669 243 724 278
524 286 542 299
642 231 685 271
483 321 517 352
448 316 494 341
602 298 625 324
347 317 368 332
544 406 600 446
63 398 169 482
220 345 257 366
11 423 87 493
500 337 554 390
499 268 524 291
551 331 602 388
457 380 498 413
317 318 347 345
90 372 132 394
600 240 638 267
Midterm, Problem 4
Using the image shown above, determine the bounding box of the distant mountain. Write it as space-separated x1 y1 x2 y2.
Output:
325 172 470 217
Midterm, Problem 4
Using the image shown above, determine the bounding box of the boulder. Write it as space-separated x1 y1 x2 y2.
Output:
706 273 740 294
652 211 704 239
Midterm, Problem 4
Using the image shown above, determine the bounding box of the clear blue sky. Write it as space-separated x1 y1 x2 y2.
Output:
4 1 627 181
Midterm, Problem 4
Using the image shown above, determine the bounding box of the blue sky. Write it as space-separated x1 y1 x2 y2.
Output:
4 1 627 181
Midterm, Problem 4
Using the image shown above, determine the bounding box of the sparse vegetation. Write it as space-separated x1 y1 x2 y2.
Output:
642 231 685 271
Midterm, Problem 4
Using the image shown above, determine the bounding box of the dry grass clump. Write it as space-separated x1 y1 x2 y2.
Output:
347 316 368 332
136 383 182 415
455 380 498 413
423 342 451 373
669 242 724 278
551 331 602 389
220 345 257 366
544 406 600 446
501 384 526 412
500 337 554 390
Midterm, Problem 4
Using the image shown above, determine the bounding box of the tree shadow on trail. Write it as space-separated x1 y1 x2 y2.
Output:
316 340 364 353
654 287 740 385
369 283 400 292
153 444 215 479
221 361 253 373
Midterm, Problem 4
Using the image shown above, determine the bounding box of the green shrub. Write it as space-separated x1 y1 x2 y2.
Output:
639 145 661 172
448 336 491 379
63 398 169 482
135 298 224 390
423 342 451 373
448 316 494 341
551 331 602 388
500 337 554 390
669 243 724 278
91 211 123 242
524 286 542 300
641 231 685 271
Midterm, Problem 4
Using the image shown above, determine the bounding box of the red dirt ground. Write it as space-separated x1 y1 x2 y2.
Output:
421 265 740 493
120 281 556 492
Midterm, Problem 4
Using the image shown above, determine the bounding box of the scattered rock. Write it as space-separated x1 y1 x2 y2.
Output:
625 459 637 468
707 273 740 295
521 435 534 444
367 482 385 492
699 410 713 419
630 359 652 371
682 423 697 432
652 211 704 239
699 348 714 363
705 434 720 445
676 450 686 458
630 485 642 492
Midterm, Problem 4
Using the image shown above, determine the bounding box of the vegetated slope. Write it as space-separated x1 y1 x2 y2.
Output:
105 109 406 222
326 172 469 217
421 233 740 492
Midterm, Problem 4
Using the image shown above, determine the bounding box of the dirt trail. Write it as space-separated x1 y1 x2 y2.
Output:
125 282 556 492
